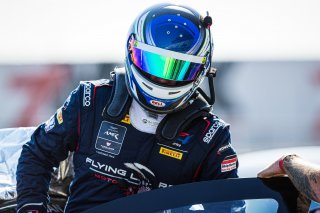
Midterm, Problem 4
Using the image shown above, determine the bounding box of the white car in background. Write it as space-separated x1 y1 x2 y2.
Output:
238 145 320 177
238 146 320 213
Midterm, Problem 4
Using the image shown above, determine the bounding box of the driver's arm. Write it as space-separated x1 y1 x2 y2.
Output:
16 86 81 213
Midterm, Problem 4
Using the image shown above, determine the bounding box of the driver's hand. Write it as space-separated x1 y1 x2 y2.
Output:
257 155 287 178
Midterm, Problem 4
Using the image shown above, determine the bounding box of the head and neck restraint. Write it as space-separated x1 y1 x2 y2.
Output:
102 65 217 143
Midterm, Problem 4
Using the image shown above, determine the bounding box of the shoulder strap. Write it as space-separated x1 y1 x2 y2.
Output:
156 94 212 143
102 68 131 122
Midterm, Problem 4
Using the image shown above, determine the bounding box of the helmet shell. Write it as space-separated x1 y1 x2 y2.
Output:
125 3 213 113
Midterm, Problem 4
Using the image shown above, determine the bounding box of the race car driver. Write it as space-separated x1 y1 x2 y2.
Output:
17 4 242 213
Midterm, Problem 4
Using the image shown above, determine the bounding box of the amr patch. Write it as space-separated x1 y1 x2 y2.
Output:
95 121 127 155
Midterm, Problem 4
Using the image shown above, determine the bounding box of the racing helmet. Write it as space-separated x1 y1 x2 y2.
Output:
125 3 213 113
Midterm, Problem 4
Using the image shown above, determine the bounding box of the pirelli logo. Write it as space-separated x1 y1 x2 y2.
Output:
159 147 183 160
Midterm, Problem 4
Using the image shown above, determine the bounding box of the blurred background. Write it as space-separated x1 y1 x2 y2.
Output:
0 0 320 153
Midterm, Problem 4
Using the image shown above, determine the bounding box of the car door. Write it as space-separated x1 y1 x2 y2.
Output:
83 177 310 213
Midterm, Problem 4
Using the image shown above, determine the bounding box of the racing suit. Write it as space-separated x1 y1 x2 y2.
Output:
16 79 240 213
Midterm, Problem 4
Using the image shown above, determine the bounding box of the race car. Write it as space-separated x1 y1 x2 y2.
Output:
0 127 318 212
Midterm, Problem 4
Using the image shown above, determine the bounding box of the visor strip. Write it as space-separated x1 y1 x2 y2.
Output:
134 40 206 64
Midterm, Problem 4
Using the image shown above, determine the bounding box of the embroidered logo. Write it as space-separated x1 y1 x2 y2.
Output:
203 120 222 144
62 95 71 110
217 143 232 155
83 83 91 107
177 132 193 144
121 114 131 124
104 130 119 140
44 116 55 132
56 108 63 124
221 155 237 173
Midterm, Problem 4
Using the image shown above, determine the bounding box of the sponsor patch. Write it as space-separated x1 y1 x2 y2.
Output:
121 114 131 124
177 132 193 145
44 116 55 132
95 121 127 155
159 147 183 160
62 95 71 110
221 155 237 173
56 108 63 124
217 143 232 155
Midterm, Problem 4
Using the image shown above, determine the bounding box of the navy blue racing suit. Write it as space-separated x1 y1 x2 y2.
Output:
17 79 240 213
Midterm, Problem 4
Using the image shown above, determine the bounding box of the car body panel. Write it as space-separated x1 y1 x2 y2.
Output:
83 177 309 213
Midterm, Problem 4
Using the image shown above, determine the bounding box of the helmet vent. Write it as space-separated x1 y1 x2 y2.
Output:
168 91 180 95
142 81 153 90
